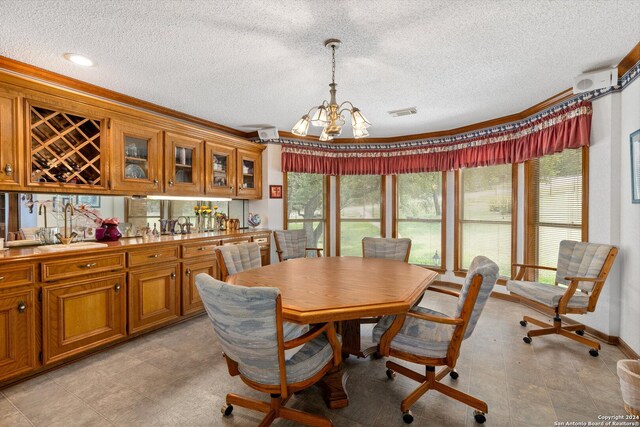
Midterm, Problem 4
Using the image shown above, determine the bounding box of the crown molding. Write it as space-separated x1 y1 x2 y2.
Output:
0 55 247 138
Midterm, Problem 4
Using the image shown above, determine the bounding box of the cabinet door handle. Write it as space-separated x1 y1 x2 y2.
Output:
229 186 233 193
197 247 206 251
185 268 191 276
4 164 13 177
80 263 97 269
114 283 121 293
0 276 4 281
168 179 174 187
149 254 160 258
17 301 25 313
153 179 159 186
170 272 176 280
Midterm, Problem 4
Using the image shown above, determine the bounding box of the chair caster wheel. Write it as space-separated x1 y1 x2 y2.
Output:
523 336 532 344
386 369 396 380
589 349 599 357
221 404 233 416
576 329 585 336
402 410 414 424
449 370 459 380
519 320 528 327
474 410 486 424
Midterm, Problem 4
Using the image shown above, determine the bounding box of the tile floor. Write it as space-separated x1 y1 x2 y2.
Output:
0 293 630 426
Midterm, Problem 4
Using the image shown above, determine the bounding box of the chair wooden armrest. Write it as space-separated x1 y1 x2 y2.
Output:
407 309 464 325
306 247 323 257
283 323 329 349
512 263 557 271
563 276 602 283
426 287 460 298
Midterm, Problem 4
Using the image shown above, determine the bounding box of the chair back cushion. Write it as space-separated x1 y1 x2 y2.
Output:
195 273 281 383
555 240 613 292
362 237 411 261
455 256 499 339
217 242 262 276
275 230 307 260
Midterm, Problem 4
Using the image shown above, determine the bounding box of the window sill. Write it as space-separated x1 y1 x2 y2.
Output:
454 269 508 285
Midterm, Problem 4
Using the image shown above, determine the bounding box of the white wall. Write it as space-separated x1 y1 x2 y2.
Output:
618 77 640 353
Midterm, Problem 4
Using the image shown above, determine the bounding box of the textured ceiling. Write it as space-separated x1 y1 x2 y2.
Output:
0 0 638 138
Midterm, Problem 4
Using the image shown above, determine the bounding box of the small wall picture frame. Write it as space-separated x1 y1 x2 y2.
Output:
78 195 101 208
269 185 283 199
631 129 640 203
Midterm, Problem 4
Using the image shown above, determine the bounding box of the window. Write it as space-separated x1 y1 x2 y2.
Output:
456 164 516 277
525 148 587 283
394 173 445 269
338 175 384 256
285 173 328 253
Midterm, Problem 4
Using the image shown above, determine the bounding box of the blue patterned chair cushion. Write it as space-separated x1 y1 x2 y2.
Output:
274 230 307 260
217 242 262 275
196 273 329 385
506 280 590 309
373 256 498 357
362 237 411 261
372 307 455 358
555 240 612 292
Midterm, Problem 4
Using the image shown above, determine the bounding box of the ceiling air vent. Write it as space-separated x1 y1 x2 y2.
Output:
388 107 417 117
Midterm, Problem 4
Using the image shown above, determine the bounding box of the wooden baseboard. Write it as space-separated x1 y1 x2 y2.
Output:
431 280 629 350
618 338 640 360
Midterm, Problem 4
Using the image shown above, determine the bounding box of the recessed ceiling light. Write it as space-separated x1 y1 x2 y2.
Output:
63 53 94 67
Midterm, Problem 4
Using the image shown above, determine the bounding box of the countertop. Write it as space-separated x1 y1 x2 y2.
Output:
0 228 271 264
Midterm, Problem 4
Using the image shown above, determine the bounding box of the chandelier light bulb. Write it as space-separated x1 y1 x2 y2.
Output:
353 126 369 139
319 128 333 141
351 108 371 129
310 106 329 126
292 115 311 136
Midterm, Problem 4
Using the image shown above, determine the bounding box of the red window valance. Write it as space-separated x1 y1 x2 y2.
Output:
281 101 592 175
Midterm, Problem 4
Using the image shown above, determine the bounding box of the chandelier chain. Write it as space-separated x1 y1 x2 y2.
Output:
331 46 336 85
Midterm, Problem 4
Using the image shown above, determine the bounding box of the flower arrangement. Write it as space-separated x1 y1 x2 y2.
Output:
193 205 212 216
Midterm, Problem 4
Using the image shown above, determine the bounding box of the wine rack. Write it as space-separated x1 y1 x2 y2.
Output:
30 105 103 186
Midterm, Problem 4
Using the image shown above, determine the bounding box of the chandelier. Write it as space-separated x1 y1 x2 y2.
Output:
291 39 371 141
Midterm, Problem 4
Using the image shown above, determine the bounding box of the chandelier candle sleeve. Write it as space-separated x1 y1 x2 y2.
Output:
291 39 371 140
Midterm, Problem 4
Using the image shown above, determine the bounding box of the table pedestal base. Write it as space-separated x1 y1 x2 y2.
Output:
339 319 379 358
317 363 349 409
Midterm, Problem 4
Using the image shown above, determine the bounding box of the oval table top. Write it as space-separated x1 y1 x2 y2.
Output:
228 256 438 324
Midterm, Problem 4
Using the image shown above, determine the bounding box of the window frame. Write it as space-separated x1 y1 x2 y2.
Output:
283 172 330 255
392 172 446 272
524 147 589 278
454 163 518 280
336 175 386 257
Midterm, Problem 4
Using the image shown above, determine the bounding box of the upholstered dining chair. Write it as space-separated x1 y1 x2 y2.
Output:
273 229 322 262
373 256 499 424
362 237 411 262
195 273 341 426
507 240 618 357
216 242 263 281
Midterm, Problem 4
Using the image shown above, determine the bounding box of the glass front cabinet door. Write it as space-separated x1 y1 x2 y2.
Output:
205 142 236 197
110 120 163 193
0 90 21 189
164 132 203 195
236 148 262 199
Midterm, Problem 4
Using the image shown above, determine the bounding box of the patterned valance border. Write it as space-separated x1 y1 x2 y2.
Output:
272 58 638 175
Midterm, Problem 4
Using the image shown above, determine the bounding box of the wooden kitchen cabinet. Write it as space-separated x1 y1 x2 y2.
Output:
128 264 180 334
236 148 262 199
182 259 217 315
42 274 126 364
205 141 236 197
0 90 21 189
110 120 163 193
164 132 203 196
0 286 36 381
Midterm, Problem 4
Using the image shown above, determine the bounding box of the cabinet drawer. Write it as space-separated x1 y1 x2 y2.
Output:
42 253 125 282
221 237 251 246
182 241 220 258
252 236 269 246
0 264 35 287
129 246 179 268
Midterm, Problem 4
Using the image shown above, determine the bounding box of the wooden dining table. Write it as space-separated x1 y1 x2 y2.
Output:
227 256 438 409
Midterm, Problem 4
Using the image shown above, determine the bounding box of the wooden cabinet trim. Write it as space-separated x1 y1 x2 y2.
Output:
41 253 125 282
0 264 35 288
164 132 204 195
128 246 179 268
128 263 180 334
0 286 36 381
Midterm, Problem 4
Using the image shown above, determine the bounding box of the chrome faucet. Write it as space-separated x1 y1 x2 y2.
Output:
38 203 47 228
55 202 77 245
